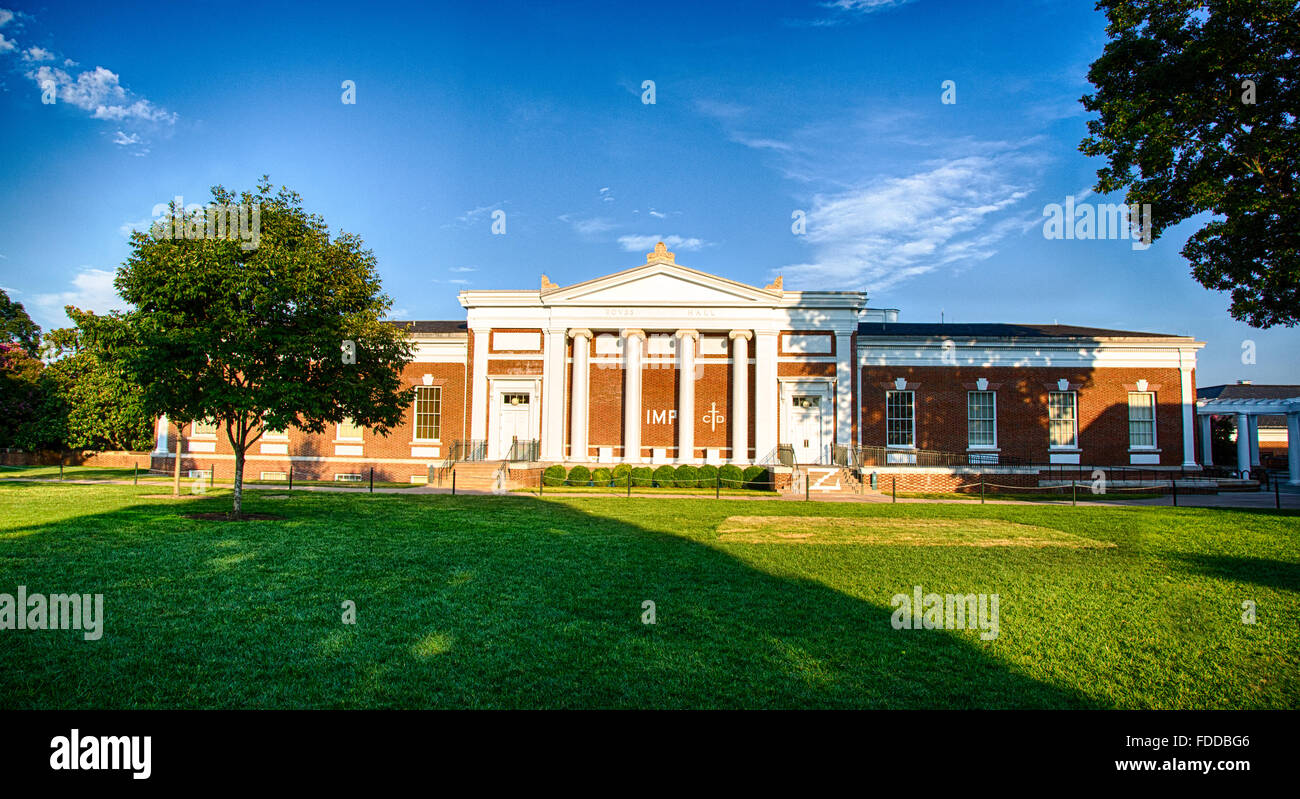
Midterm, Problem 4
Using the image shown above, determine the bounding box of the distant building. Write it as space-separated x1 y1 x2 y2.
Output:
1197 383 1299 482
153 242 1232 488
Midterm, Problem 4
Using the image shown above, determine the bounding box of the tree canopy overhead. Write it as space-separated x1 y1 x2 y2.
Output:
115 177 413 515
1080 0 1299 327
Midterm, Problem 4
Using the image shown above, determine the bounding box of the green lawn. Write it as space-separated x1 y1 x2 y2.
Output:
0 482 1296 709
0 464 417 489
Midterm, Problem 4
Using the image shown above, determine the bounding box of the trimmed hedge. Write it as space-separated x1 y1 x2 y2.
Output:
591 467 613 486
742 465 769 489
674 464 699 488
652 464 675 487
567 465 592 485
612 463 632 485
631 466 654 487
718 463 744 487
697 464 718 484
542 464 567 486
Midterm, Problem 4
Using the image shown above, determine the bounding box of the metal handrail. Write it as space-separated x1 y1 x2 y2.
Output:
449 439 489 462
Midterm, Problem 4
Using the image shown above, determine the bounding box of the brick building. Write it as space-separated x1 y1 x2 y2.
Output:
151 242 1208 486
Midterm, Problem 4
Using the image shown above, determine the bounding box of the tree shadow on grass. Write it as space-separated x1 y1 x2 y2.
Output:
1170 552 1300 594
0 486 1102 709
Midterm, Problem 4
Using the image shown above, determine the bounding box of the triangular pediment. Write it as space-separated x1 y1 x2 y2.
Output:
544 262 780 306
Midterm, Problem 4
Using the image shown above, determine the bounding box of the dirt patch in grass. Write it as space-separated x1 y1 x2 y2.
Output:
716 516 1113 548
183 512 285 522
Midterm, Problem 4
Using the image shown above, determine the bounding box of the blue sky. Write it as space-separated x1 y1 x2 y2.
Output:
0 0 1296 385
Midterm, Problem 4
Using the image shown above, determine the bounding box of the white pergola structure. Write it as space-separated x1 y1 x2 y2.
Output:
1196 395 1300 485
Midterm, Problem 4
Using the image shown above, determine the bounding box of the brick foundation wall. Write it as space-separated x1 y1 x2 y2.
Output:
1 449 154 468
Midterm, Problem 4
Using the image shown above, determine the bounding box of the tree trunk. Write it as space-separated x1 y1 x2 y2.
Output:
232 445 245 518
172 422 185 497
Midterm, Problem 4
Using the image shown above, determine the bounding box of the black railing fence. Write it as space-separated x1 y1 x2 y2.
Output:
506 438 540 462
448 439 488 462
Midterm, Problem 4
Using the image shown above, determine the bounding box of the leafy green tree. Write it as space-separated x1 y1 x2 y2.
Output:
0 342 62 450
44 306 155 451
0 289 41 357
114 178 413 516
1080 0 1300 327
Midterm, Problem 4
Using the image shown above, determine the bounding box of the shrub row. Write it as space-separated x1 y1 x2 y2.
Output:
541 462 771 489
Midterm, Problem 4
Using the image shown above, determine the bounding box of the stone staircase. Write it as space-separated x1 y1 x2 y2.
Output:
785 466 875 498
449 461 510 492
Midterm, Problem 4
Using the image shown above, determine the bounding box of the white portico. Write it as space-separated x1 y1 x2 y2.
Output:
1196 387 1300 485
458 242 866 465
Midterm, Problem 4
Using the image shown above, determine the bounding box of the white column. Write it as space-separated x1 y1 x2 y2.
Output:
1249 417 1261 466
1179 358 1197 467
541 328 567 461
623 329 644 463
569 329 592 462
154 414 170 454
753 331 779 461
729 331 751 463
676 329 698 463
1236 413 1251 474
469 328 489 442
1287 412 1299 485
1200 414 1214 466
835 330 854 453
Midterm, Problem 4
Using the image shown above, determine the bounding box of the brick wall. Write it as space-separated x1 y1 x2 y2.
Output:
149 359 468 483
859 365 1188 465
0 450 153 468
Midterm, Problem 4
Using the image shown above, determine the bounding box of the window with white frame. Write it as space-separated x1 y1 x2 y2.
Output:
1047 391 1078 448
414 386 441 441
336 417 363 441
1128 392 1156 448
262 412 288 440
191 418 218 437
886 390 915 447
967 391 996 448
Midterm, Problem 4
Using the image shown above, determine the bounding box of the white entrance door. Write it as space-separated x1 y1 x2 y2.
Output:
495 392 533 459
790 395 823 464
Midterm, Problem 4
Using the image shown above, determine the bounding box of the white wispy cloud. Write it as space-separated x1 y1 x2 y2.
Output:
693 98 748 121
598 187 614 203
26 65 175 123
0 8 14 53
782 152 1036 292
823 0 915 11
559 214 617 238
32 268 125 323
729 134 793 152
617 234 707 253
22 45 51 61
112 130 140 146
448 266 477 273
